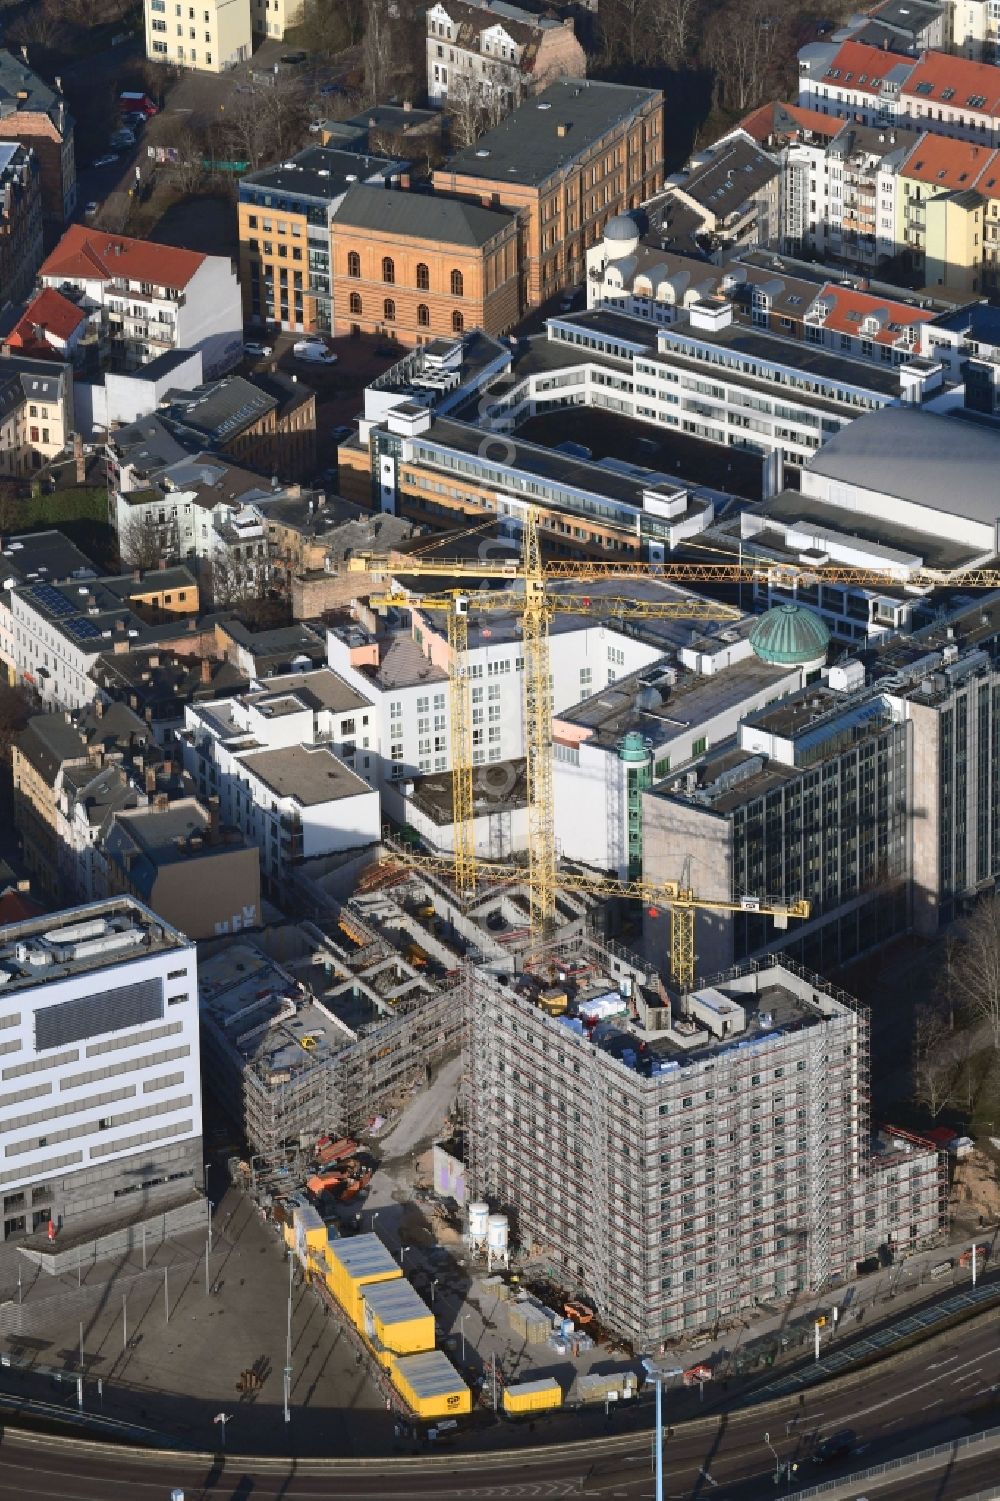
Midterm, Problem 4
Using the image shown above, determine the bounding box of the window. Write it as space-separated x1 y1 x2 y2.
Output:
383 298 395 322
450 268 464 296
347 250 361 277
452 310 464 333
417 303 430 327
349 291 362 315
382 256 395 284
416 262 429 290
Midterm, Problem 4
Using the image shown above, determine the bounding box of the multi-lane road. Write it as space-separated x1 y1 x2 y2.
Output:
0 1311 998 1499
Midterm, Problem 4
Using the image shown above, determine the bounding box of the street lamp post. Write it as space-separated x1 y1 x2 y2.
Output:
431 1277 439 1306
765 1430 784 1484
370 1210 380 1235
459 1311 466 1363
400 1244 410 1269
654 1374 664 1501
283 1254 293 1425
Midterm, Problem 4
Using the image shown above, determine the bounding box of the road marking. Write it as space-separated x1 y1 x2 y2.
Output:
922 1399 944 1409
834 1344 991 1428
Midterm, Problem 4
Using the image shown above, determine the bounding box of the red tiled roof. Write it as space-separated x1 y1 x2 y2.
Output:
0 889 44 925
822 39 914 94
902 49 1000 115
813 282 933 345
739 100 841 145
39 224 206 290
899 134 997 188
7 287 87 352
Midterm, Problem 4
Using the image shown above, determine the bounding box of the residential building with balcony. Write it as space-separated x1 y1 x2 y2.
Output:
433 78 664 308
38 226 242 377
896 134 999 287
0 350 74 475
797 38 915 127
238 148 406 334
5 286 88 363
0 50 75 241
144 0 251 72
647 134 782 260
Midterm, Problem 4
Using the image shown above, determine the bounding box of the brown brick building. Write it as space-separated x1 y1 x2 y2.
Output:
433 78 664 307
330 184 519 345
0 50 75 243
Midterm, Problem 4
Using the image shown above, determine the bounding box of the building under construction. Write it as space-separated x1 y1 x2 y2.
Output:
464 939 944 1349
198 892 461 1156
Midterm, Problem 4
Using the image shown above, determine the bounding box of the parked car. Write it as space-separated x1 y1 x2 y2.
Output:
293 338 337 365
280 50 307 64
92 153 119 168
120 111 146 130
243 341 273 358
119 91 158 118
84 200 99 218
109 129 135 148
812 1430 856 1465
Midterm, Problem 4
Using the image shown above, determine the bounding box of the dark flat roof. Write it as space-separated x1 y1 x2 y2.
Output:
241 147 403 206
440 78 659 187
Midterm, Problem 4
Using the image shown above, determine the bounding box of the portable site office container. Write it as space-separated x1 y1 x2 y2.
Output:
324 1233 402 1325
502 1377 563 1415
361 1277 435 1364
392 1349 471 1420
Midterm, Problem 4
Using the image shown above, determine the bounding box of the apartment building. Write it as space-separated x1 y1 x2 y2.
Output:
330 186 519 346
238 148 406 334
2 568 200 710
650 135 782 259
803 282 933 363
0 897 202 1244
425 0 585 111
5 287 88 363
158 372 316 482
0 143 42 306
145 0 251 72
466 946 940 1346
798 38 915 127
251 0 302 39
552 625 808 879
180 669 380 887
0 50 75 240
0 350 74 475
900 50 1000 143
644 680 911 977
39 226 242 377
433 79 664 307
327 595 670 788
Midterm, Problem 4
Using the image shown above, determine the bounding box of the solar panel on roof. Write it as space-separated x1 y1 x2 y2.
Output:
66 617 103 642
29 583 75 617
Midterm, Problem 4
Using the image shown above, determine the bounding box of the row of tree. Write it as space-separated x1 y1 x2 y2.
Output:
914 900 1000 1119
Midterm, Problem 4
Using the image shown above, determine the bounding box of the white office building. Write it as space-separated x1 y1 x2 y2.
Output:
0 897 202 1246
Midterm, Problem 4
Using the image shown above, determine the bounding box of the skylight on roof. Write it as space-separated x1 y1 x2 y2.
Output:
941 88 955 101
915 81 934 96
968 94 987 108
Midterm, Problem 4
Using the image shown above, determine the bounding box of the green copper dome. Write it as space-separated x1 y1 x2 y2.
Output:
749 602 830 667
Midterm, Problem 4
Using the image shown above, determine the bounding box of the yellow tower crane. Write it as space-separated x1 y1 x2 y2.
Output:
351 514 812 990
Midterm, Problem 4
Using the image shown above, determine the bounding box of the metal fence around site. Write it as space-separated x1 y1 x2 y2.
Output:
795 1424 1000 1499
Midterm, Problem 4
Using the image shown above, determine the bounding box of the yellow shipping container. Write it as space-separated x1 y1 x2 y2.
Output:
392 1349 471 1419
503 1377 563 1415
362 1278 435 1363
324 1233 402 1325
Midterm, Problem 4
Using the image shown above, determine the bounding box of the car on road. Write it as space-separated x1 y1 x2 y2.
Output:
243 341 273 358
93 153 119 168
812 1429 856 1465
109 128 136 148
120 112 146 130
280 50 307 64
84 201 100 218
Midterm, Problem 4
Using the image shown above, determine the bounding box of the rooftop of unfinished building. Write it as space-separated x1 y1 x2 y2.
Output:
0 897 189 995
197 942 351 1072
497 955 861 1078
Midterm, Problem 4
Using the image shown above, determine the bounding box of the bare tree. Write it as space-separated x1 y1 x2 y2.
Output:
362 0 393 103
222 73 309 170
118 509 165 572
297 0 362 56
912 1003 955 1121
949 897 1000 1051
447 75 488 149
651 0 703 67
705 0 779 114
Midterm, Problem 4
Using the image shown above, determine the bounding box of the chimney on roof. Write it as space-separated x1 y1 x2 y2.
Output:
54 76 62 92
163 757 173 777
19 46 27 64
94 698 104 719
72 431 85 484
145 765 156 794
132 566 142 583
557 122 570 137
403 99 412 112
208 794 220 843
154 792 169 812
200 655 212 684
